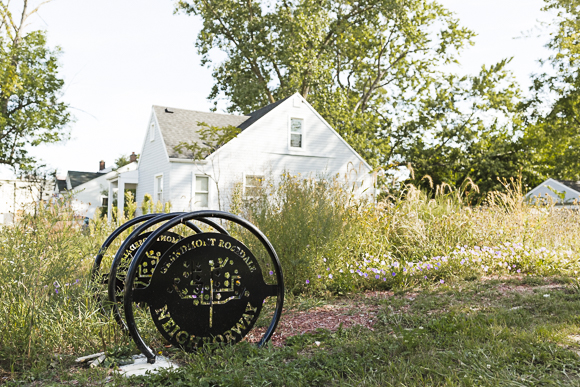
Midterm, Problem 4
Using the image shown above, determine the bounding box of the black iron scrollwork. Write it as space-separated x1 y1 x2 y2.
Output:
92 210 284 364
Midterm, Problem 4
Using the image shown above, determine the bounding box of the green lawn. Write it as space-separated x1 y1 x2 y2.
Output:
6 275 580 386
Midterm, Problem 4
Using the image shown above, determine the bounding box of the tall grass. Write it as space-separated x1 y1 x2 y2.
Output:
0 200 119 375
1 174 579 376
236 174 580 294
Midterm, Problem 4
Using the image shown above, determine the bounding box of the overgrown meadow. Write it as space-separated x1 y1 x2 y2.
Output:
1 174 579 381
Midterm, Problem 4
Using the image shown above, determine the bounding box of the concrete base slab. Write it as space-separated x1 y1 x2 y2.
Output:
117 355 179 377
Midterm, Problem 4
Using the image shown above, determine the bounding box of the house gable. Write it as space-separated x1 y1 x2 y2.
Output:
208 93 372 177
526 178 580 204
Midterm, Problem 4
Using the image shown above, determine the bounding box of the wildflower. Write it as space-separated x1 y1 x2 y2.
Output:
375 275 380 279
327 267 330 271
317 275 321 279
329 274 333 279
339 269 343 273
392 272 396 276
55 289 58 294
424 276 428 279
517 269 521 273
306 280 310 284
440 279 444 284
383 278 386 281
323 258 327 262
269 271 274 275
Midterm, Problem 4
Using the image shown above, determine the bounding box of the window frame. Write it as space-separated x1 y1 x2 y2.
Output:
154 173 163 203
243 174 264 199
288 116 305 151
194 175 210 208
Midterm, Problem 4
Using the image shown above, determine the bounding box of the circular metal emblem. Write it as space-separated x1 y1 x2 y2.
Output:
131 232 276 350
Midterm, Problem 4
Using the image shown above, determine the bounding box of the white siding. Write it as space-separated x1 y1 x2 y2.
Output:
69 174 109 218
201 94 374 210
136 111 172 210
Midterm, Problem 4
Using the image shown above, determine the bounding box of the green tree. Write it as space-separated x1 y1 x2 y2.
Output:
176 0 524 195
523 0 580 182
0 1 71 172
114 152 139 170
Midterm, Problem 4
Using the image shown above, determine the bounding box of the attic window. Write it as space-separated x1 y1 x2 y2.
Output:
150 122 155 142
289 118 303 148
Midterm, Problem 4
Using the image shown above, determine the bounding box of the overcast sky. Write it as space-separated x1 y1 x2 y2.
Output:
0 0 554 179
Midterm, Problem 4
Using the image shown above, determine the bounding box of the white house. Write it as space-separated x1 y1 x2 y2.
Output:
526 178 580 206
56 158 138 219
104 93 374 218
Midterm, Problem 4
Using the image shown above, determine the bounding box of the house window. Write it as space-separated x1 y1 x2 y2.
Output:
289 118 303 148
245 175 264 198
195 176 209 207
154 174 163 202
150 122 155 141
101 197 108 207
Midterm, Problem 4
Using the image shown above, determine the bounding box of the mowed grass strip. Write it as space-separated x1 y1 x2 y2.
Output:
15 276 578 387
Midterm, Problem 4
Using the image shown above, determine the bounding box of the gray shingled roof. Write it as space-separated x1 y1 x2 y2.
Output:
155 98 289 160
154 106 250 159
67 171 102 189
555 180 580 194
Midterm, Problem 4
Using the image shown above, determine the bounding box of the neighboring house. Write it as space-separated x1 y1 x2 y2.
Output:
0 177 53 224
526 178 580 206
103 92 374 219
56 157 138 219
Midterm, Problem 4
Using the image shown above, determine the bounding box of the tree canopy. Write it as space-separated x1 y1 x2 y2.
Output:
523 0 580 183
0 1 71 172
176 0 524 195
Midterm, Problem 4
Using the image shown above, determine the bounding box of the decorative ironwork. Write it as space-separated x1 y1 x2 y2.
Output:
92 210 284 365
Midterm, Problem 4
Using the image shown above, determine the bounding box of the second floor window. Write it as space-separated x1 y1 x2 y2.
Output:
290 118 303 148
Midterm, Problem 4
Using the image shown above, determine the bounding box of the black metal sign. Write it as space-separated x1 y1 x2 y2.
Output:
132 233 276 350
93 210 284 364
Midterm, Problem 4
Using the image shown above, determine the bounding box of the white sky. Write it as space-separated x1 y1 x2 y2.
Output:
0 0 555 179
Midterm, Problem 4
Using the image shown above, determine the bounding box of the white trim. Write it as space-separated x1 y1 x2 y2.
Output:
154 173 164 203
169 158 207 164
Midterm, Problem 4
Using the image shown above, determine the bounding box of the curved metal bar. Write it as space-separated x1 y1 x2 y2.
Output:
124 210 284 363
107 212 194 330
91 214 202 284
194 218 229 235
91 214 159 284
